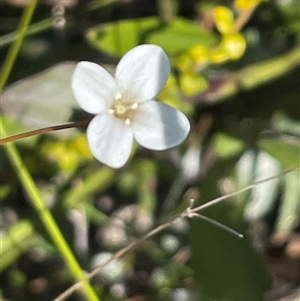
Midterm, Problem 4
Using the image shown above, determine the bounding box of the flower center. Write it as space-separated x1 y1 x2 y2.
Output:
109 92 138 125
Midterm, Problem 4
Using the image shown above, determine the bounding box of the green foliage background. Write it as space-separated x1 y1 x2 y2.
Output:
1 0 299 301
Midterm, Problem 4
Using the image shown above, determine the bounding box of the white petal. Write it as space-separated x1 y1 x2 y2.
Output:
133 101 190 150
115 45 170 102
72 61 117 114
87 113 133 168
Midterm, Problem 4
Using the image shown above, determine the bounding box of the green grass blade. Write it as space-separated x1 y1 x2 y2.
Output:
1 122 100 301
0 0 38 90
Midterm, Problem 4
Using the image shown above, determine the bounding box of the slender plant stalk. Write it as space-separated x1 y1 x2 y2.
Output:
54 168 299 301
1 126 100 301
0 18 53 49
233 5 257 33
0 0 37 90
0 0 100 300
0 119 90 145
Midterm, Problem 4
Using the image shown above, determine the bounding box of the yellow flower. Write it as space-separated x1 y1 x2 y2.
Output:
213 6 235 34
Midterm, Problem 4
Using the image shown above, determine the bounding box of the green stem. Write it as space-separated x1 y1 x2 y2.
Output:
0 0 38 90
0 0 100 299
1 124 99 301
0 18 53 49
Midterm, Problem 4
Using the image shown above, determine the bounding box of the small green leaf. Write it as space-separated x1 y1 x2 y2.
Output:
212 132 245 158
259 137 300 168
1 220 38 272
146 18 217 55
0 185 11 199
87 17 159 56
86 17 217 57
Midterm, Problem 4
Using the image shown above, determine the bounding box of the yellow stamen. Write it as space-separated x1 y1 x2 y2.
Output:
109 92 138 124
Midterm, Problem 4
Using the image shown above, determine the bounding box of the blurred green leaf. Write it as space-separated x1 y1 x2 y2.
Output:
272 111 300 137
87 0 119 10
7 269 27 289
117 170 138 195
201 47 300 103
1 62 79 137
86 17 216 57
146 17 217 55
0 18 53 49
0 220 38 272
87 17 159 56
212 132 244 158
259 137 300 168
0 185 11 199
234 149 282 221
278 0 300 34
135 159 157 213
84 202 110 225
276 169 300 233
190 158 271 301
191 215 271 301
243 151 282 222
238 47 300 90
64 166 115 208
235 150 256 193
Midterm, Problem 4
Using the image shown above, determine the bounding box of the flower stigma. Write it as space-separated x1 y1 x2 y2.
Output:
109 92 139 125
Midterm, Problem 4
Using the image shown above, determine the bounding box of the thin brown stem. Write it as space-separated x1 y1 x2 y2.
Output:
192 168 299 213
0 119 91 145
54 222 172 301
191 213 243 238
53 168 299 301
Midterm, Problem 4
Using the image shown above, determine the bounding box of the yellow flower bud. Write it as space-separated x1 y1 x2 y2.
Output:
188 45 209 67
213 6 235 34
176 53 194 72
71 134 92 156
209 46 229 64
221 33 246 60
179 72 209 96
235 0 261 10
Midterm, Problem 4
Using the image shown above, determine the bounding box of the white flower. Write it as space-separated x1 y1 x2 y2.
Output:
72 44 190 168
